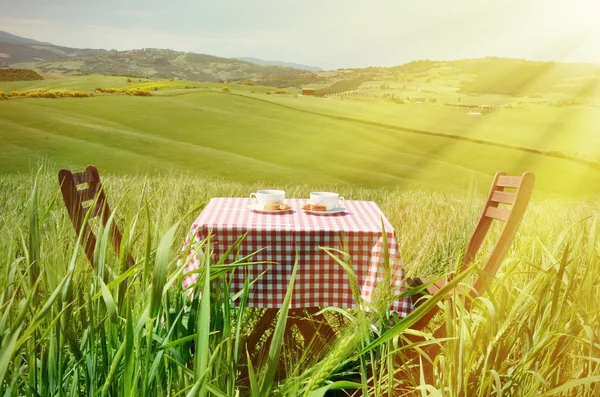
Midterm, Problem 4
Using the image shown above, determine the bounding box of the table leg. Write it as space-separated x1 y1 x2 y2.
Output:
244 307 337 365
288 308 337 347
245 308 277 356
239 306 339 390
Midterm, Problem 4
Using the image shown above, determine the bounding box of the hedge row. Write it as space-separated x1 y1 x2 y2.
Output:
95 88 152 96
8 90 88 98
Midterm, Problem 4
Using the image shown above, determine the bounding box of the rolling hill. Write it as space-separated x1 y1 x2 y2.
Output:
5 29 599 97
232 57 323 72
0 30 312 82
1 75 600 196
7 48 313 82
0 30 52 46
2 29 600 195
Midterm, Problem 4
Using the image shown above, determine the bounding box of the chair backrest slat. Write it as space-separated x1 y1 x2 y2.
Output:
485 206 510 222
76 188 99 203
497 175 522 188
72 170 96 185
491 190 516 205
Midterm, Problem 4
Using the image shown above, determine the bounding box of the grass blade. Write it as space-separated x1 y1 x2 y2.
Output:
259 252 299 396
150 221 180 318
0 325 22 387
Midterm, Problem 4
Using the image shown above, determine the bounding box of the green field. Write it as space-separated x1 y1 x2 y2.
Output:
0 171 598 395
2 76 600 196
2 73 600 395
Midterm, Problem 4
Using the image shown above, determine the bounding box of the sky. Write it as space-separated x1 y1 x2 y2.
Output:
1 0 599 70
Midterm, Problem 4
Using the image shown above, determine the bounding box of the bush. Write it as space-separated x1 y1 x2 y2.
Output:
7 89 90 99
28 90 56 98
222 87 230 92
95 88 125 94
0 91 6 100
240 81 255 86
70 91 89 98
93 87 149 97
127 89 152 96
274 89 288 94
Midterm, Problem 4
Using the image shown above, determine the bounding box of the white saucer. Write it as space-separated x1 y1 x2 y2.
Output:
303 206 347 215
248 203 293 213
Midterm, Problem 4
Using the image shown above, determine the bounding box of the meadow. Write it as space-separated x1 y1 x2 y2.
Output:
1 74 600 395
1 76 600 196
0 170 599 396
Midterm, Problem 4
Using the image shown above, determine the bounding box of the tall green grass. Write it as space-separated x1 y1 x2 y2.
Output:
0 170 599 395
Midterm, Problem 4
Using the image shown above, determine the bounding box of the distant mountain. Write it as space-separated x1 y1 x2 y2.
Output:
0 30 307 82
15 48 309 82
0 30 52 46
233 57 322 72
6 29 593 96
0 30 106 66
309 57 600 98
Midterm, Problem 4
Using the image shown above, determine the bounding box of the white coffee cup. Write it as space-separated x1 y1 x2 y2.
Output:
250 190 285 205
309 192 344 210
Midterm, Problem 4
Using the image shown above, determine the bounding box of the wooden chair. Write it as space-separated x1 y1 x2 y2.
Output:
409 171 535 333
58 165 134 270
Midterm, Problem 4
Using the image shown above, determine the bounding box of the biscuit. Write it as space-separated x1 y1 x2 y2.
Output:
264 203 291 211
302 204 327 212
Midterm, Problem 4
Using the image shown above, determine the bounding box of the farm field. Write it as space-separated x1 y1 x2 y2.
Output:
2 76 600 196
0 171 598 395
1 72 600 395
256 94 600 161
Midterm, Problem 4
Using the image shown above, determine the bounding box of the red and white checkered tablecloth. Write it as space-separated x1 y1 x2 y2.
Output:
180 198 412 317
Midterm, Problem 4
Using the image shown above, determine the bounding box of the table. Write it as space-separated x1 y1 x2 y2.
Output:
181 198 411 315
180 198 412 371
